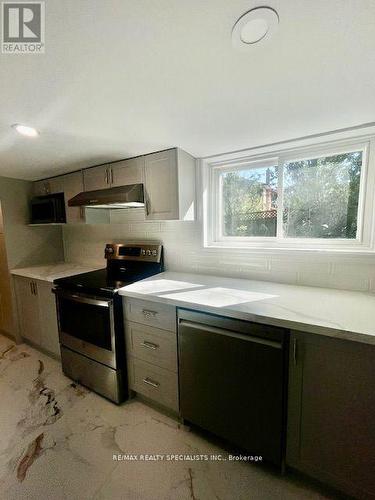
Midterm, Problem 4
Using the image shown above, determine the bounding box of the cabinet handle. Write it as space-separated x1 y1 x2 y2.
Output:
145 197 150 216
105 168 109 185
30 282 34 295
110 167 114 185
33 282 37 296
143 377 160 388
140 341 159 350
293 338 297 365
142 309 158 318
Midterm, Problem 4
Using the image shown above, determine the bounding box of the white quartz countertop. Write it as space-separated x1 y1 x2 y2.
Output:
11 263 104 283
118 271 375 345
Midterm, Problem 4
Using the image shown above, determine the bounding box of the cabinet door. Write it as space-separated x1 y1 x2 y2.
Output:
83 165 110 191
0 234 13 335
144 149 179 220
33 180 50 196
33 178 63 196
14 277 40 345
111 157 144 187
63 171 85 224
48 177 64 194
37 281 60 357
287 332 375 499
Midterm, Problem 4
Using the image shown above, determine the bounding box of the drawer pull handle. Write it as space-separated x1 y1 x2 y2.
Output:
142 309 158 318
143 377 160 388
140 341 159 350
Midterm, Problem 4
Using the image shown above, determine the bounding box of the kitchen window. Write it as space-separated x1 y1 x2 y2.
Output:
203 137 375 252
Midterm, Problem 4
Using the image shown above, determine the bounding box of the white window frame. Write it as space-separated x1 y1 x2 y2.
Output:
202 133 375 253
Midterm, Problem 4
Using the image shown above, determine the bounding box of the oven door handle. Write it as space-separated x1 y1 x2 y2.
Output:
55 290 112 308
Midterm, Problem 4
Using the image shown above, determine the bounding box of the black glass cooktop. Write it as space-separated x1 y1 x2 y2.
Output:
54 269 136 297
54 261 163 298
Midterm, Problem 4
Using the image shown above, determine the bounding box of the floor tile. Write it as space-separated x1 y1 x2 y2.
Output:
0 335 332 500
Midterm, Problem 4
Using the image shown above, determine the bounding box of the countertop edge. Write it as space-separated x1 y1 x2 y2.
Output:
10 264 104 283
119 289 375 347
11 269 55 283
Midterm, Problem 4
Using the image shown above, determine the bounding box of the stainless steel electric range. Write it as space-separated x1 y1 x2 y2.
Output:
53 242 163 404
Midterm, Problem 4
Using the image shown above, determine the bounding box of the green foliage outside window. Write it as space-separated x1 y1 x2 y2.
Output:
221 151 362 239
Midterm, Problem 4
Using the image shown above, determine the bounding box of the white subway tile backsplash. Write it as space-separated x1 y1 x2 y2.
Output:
332 262 374 278
129 222 160 234
369 278 375 293
270 258 332 276
62 220 375 293
297 271 333 289
329 274 370 292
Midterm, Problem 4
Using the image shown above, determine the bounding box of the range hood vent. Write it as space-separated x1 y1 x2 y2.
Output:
68 184 144 209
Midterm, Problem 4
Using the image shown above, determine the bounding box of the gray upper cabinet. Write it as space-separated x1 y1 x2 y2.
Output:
33 180 49 196
144 149 178 220
33 171 84 224
84 158 144 190
33 176 64 196
82 148 195 221
287 331 375 499
144 148 195 221
33 147 196 223
62 171 85 224
111 157 144 187
83 164 110 191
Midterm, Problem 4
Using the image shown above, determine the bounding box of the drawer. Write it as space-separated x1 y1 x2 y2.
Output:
125 321 177 372
124 298 176 332
129 358 179 412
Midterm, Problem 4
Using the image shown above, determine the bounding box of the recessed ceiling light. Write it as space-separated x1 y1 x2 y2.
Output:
232 7 279 50
11 124 39 137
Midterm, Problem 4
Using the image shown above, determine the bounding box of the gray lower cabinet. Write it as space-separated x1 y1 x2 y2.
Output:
287 331 375 499
14 276 40 345
124 298 179 413
14 276 60 357
37 280 60 356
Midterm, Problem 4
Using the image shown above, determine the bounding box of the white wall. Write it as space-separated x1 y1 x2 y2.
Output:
0 175 64 339
0 176 64 269
63 208 375 293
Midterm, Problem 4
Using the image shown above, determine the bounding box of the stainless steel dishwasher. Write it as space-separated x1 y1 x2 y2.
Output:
178 309 289 467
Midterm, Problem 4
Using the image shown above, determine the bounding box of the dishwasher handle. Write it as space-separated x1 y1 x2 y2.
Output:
178 319 283 349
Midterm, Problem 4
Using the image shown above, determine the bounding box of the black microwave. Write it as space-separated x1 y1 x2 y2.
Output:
30 193 66 224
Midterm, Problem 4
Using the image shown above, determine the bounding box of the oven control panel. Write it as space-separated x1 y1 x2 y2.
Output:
105 243 162 263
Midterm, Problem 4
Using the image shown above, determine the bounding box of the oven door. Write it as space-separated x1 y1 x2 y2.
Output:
55 290 117 369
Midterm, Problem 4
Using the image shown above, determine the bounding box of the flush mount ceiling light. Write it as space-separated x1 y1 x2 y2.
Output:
11 124 39 137
232 7 279 50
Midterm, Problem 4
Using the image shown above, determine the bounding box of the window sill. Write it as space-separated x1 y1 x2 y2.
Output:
204 243 375 257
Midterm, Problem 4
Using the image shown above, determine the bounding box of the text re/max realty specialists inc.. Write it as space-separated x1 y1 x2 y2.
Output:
113 454 263 462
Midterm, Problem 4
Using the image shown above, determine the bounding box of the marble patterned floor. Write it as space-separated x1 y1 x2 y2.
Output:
0 334 333 500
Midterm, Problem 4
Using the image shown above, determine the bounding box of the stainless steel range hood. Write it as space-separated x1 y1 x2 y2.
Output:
68 184 144 209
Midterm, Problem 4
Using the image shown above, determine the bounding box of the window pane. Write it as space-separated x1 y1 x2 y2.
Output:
283 151 362 239
222 166 278 237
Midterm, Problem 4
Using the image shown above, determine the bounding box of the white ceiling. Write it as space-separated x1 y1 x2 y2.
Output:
0 0 374 180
